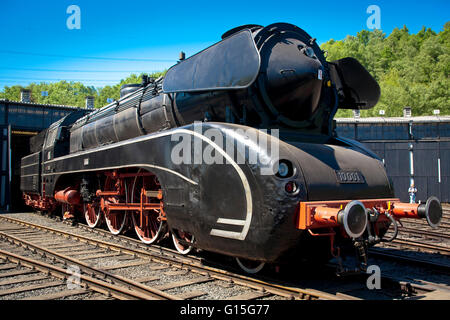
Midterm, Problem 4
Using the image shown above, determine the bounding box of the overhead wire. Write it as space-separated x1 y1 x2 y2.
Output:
0 50 177 62
0 51 171 86
0 76 120 82
0 67 161 73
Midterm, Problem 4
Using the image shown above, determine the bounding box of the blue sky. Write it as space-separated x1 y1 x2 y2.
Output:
0 0 448 89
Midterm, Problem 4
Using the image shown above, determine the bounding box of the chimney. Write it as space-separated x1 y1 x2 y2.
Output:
353 109 360 118
141 74 149 86
179 51 186 61
20 89 31 103
403 107 412 117
85 96 95 109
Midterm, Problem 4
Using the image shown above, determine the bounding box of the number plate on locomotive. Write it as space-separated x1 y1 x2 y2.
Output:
335 170 365 184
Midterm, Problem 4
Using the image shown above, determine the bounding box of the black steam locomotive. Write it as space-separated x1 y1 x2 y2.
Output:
21 23 442 273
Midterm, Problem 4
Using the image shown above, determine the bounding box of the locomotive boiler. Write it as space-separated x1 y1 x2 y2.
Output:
20 23 442 273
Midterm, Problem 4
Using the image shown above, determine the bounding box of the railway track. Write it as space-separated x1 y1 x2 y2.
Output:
377 207 450 255
0 215 341 300
0 213 448 300
390 239 450 255
402 216 450 231
364 205 450 293
397 227 450 240
0 248 173 300
366 244 450 299
368 248 450 275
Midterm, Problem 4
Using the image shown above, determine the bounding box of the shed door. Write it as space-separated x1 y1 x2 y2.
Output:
439 141 450 203
384 142 410 202
0 125 11 210
413 141 440 203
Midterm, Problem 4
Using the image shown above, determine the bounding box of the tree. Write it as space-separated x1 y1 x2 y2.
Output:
0 71 166 109
321 22 449 117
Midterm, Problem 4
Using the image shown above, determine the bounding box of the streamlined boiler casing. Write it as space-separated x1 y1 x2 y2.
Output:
156 123 394 262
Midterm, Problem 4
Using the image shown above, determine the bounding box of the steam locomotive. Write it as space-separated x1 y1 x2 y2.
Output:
21 23 442 273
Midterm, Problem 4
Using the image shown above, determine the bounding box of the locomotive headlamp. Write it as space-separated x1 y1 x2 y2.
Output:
276 160 294 178
278 162 289 177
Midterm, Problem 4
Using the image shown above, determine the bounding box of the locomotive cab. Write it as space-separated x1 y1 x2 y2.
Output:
42 110 87 162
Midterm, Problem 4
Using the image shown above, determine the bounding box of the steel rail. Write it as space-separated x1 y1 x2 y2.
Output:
388 238 450 255
400 219 450 229
397 226 450 240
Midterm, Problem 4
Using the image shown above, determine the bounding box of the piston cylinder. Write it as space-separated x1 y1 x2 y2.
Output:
55 188 82 205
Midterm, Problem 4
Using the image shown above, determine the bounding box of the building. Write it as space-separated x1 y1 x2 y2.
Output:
336 114 450 203
0 93 93 211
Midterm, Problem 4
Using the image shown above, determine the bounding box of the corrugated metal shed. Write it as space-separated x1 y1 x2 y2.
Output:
336 115 450 123
0 98 83 110
0 99 92 131
336 116 450 203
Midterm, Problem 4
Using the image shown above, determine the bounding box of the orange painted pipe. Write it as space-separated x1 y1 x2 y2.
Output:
313 206 341 225
55 189 81 205
390 197 442 228
312 201 368 238
391 202 421 219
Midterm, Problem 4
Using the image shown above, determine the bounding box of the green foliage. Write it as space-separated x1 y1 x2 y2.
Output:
0 71 166 109
322 22 449 117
